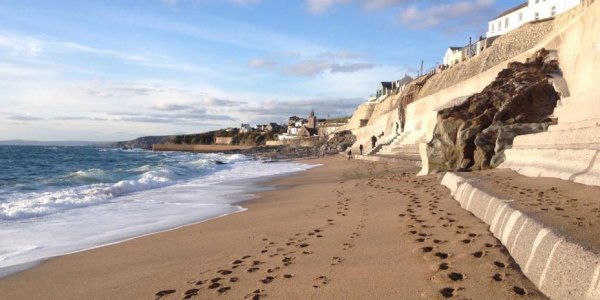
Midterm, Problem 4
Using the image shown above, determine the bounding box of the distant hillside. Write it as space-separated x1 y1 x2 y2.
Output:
111 136 174 149
0 140 100 147
110 128 282 150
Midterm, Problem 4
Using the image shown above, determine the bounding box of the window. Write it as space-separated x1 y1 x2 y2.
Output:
498 20 502 30
490 23 495 32
551 6 557 16
535 12 540 20
505 17 509 28
535 0 539 3
519 12 523 21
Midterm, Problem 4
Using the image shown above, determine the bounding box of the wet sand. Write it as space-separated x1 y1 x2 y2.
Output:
0 156 546 299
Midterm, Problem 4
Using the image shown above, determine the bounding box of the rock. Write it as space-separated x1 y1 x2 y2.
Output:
426 49 560 173
320 130 356 154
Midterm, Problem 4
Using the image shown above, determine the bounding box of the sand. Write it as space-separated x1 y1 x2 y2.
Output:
469 169 600 251
0 157 546 299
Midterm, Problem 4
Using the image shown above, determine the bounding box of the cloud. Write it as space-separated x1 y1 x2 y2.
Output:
304 0 496 31
330 62 375 73
249 58 278 69
398 0 495 29
283 60 375 76
236 97 363 123
154 102 191 111
251 50 375 77
318 50 363 60
0 32 209 74
362 0 409 10
0 112 45 122
283 60 332 76
306 0 350 14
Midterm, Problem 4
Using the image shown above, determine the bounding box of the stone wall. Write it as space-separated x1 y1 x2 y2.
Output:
417 19 556 99
214 137 233 145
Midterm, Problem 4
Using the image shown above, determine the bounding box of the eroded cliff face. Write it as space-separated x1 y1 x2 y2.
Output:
426 49 561 172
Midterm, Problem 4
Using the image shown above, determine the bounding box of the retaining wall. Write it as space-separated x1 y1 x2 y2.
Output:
441 172 600 299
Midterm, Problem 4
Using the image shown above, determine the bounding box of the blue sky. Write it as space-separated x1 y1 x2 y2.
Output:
0 0 522 141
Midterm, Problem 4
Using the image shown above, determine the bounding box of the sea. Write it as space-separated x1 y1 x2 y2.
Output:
0 146 315 277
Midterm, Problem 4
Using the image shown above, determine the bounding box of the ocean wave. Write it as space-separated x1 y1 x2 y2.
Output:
0 167 176 220
67 168 112 183
0 152 249 221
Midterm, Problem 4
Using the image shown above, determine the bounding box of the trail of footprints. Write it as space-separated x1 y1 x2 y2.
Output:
391 172 543 299
154 179 374 299
154 163 542 299
488 174 599 228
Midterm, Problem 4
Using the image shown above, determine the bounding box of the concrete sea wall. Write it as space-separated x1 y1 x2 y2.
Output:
441 172 600 299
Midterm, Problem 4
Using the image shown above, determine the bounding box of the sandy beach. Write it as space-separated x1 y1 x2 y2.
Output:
0 157 546 299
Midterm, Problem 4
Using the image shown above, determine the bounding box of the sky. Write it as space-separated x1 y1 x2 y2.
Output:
0 0 523 141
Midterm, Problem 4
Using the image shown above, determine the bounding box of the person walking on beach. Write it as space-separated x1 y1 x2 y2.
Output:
359 144 364 155
371 135 377 149
347 149 352 160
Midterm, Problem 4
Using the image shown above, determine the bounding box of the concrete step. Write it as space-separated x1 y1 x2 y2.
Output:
353 154 421 167
378 147 419 156
501 147 600 186
441 172 600 299
512 126 600 149
549 118 600 131
554 101 600 124
557 88 600 106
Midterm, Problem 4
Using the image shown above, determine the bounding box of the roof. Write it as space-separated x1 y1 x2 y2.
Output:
448 46 463 51
380 82 393 89
495 2 528 19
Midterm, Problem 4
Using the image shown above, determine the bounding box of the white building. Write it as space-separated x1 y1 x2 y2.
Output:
487 0 581 37
443 47 465 66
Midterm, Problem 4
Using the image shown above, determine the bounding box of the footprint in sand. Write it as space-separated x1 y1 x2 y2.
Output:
513 286 527 296
244 289 266 300
154 289 176 299
313 275 330 288
331 256 344 266
440 287 455 298
448 272 464 281
260 276 275 284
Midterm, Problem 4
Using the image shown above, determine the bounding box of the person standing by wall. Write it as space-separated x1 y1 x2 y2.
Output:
359 144 364 155
371 135 377 149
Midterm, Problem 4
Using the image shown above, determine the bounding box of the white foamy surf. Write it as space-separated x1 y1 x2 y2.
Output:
0 149 316 278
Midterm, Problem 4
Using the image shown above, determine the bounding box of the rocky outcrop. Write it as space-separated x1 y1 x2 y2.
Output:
321 130 356 154
426 49 561 173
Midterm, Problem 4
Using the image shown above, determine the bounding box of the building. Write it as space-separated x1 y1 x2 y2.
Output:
296 126 318 138
367 79 410 103
392 75 414 94
487 0 581 37
266 122 283 133
306 109 318 129
240 123 254 133
376 82 393 99
443 47 465 66
285 110 320 138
